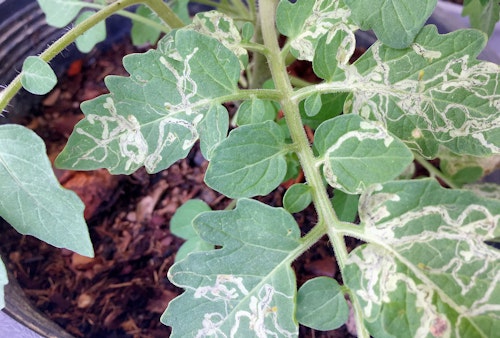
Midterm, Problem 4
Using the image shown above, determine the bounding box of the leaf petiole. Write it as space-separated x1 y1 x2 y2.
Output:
0 0 183 113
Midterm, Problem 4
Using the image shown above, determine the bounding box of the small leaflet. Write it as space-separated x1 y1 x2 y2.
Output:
38 0 85 27
463 0 500 38
205 121 289 198
345 179 500 337
131 5 162 46
296 277 348 331
75 11 106 53
21 56 57 95
344 0 437 48
283 183 312 213
170 199 213 262
235 98 277 126
314 115 413 194
189 11 248 68
276 0 357 62
162 199 301 337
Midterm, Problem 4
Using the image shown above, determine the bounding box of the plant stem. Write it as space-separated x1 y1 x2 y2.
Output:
258 0 349 268
66 2 171 33
189 0 238 15
414 153 459 189
143 0 184 28
259 3 370 337
247 5 271 89
289 75 317 88
0 0 183 113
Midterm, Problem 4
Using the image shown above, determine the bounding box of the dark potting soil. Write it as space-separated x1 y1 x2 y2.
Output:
0 39 361 338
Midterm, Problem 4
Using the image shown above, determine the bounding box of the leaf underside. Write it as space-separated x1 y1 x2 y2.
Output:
38 0 85 27
0 125 93 257
21 56 57 95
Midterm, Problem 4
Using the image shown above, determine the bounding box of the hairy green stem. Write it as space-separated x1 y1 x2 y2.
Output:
259 0 348 271
240 42 269 57
66 2 171 32
289 75 316 88
414 153 459 189
189 0 239 15
246 4 271 89
0 0 183 113
223 89 283 102
143 0 184 28
259 2 370 337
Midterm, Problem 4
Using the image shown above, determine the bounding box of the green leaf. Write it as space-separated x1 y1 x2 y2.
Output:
332 190 359 223
283 183 312 213
313 29 354 81
438 149 497 185
205 121 289 198
162 199 301 337
314 115 414 194
170 0 190 24
21 56 57 95
198 105 229 161
56 30 240 174
300 93 347 130
235 98 277 126
0 258 7 309
276 0 357 61
37 0 85 27
345 179 500 337
189 11 248 68
341 25 500 158
176 239 214 263
463 0 500 37
283 152 301 183
131 5 162 46
464 182 500 200
241 22 254 42
344 0 437 48
0 125 93 257
304 93 322 117
398 162 416 180
170 199 214 262
171 199 211 239
296 277 349 331
75 11 106 53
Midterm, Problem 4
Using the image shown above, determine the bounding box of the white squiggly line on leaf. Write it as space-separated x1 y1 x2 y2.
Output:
346 42 500 154
291 0 355 61
160 47 199 116
349 246 451 338
321 122 395 193
75 97 147 171
192 275 294 338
